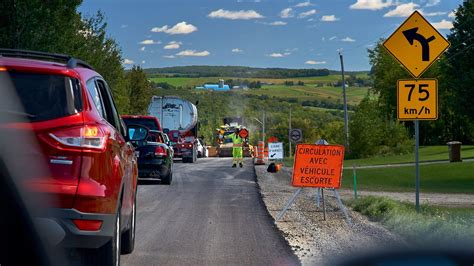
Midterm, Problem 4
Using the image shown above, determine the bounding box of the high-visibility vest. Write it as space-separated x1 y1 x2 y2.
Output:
228 133 243 147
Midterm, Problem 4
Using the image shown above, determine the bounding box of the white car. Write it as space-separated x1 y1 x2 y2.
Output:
196 138 208 158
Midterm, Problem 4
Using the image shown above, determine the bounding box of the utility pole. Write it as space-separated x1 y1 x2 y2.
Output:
262 110 266 143
339 50 350 150
289 106 292 157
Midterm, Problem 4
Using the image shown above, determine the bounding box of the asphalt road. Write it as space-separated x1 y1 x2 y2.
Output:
121 157 299 266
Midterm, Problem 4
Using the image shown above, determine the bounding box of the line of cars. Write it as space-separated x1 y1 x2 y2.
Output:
0 49 176 265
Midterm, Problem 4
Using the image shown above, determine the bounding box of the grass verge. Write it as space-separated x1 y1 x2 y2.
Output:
346 196 474 246
341 161 474 194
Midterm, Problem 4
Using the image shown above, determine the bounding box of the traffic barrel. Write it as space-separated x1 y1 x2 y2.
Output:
255 141 265 165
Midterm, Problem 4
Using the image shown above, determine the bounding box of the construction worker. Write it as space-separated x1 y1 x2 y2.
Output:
225 127 244 168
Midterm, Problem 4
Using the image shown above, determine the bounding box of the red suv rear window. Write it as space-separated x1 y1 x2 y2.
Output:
5 72 82 122
122 118 159 130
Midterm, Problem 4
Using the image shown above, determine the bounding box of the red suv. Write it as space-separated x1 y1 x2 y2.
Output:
0 49 139 265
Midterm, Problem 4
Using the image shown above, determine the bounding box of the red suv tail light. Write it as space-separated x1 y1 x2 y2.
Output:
48 125 108 152
72 219 103 231
155 146 167 157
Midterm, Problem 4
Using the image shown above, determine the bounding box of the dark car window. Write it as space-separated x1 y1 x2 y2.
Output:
5 72 82 122
96 79 121 130
86 78 106 120
122 118 159 131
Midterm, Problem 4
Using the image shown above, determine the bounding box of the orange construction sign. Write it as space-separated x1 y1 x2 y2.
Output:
292 144 345 188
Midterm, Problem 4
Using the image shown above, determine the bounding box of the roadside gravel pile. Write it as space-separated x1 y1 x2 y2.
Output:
255 165 406 265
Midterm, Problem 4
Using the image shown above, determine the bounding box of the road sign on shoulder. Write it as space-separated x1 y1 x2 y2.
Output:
292 144 345 188
289 129 303 142
268 142 284 160
397 79 438 120
383 11 450 78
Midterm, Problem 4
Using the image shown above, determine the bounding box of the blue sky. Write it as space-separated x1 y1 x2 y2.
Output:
79 0 461 71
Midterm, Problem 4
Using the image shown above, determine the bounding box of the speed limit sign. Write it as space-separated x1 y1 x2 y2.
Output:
397 79 438 120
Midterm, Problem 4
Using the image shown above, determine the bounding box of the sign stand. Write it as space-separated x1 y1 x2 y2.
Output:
276 188 302 221
276 141 352 226
276 187 352 226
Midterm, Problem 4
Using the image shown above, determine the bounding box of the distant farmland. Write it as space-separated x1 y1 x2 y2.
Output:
238 85 369 106
149 75 371 107
149 74 346 87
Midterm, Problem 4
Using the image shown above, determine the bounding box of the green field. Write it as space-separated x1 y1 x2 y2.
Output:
341 161 474 193
345 145 474 166
150 75 371 107
150 74 354 87
238 85 369 106
283 145 474 194
284 146 474 167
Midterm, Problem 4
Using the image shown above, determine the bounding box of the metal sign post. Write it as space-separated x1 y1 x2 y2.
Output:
415 120 420 212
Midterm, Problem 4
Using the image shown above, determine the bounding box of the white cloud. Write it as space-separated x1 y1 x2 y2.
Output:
232 48 243 53
329 36 337 41
384 3 419 17
120 24 128 29
208 9 264 20
298 9 317 18
268 53 285 58
350 0 393 10
139 39 160 45
448 10 456 18
164 41 182 50
424 11 447 17
321 15 340 22
141 60 146 64
265 21 287 26
163 55 175 59
123 59 134 65
341 37 356 42
431 19 453 30
426 0 440 7
322 37 326 41
280 8 294 18
151 21 198 35
176 50 210 57
294 1 314 7
305 60 326 65
140 46 146 51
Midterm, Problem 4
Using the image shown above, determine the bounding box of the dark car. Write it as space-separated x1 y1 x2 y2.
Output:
131 129 173 185
0 49 140 265
121 115 162 132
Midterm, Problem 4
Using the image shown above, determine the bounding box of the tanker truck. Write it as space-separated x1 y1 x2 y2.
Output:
148 96 198 163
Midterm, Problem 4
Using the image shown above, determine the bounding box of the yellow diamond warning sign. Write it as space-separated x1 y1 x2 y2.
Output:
397 79 438 120
383 11 450 78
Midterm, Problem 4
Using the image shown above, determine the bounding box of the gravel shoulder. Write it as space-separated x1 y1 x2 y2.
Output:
255 165 406 265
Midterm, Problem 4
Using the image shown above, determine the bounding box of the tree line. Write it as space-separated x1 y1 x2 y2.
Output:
146 66 331 78
0 0 151 115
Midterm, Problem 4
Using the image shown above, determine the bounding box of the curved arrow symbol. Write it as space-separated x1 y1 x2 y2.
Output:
402 27 436 61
